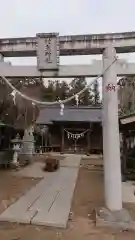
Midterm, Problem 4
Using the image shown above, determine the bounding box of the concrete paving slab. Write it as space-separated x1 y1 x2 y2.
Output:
30 167 78 211
36 185 75 228
0 173 56 222
0 155 81 228
0 209 36 224
29 171 65 211
32 167 79 228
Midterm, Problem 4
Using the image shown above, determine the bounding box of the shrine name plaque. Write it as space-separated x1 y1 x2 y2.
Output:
36 33 59 70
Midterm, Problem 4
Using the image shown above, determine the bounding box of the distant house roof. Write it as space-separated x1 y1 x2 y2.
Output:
36 106 102 125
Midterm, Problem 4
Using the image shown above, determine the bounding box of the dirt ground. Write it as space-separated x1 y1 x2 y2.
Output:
0 159 134 239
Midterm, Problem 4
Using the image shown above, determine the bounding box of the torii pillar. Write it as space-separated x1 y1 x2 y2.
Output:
102 46 122 211
0 54 4 62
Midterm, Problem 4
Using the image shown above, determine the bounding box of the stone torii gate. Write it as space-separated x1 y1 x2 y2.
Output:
1 32 135 222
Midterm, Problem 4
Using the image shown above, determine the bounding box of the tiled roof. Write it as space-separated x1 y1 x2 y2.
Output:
36 106 102 124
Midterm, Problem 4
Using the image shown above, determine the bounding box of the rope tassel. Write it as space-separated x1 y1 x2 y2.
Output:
11 90 17 105
75 94 79 106
60 103 64 115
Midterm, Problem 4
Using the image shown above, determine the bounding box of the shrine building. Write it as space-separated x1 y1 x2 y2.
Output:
36 106 102 154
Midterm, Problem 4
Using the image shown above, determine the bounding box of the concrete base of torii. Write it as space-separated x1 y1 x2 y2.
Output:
99 46 135 230
96 207 135 230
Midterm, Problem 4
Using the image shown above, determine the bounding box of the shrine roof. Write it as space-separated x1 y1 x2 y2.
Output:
36 106 102 125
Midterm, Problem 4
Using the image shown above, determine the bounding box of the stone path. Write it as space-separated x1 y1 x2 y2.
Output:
0 155 81 228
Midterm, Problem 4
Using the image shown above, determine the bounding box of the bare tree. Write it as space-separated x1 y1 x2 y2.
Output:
0 78 45 129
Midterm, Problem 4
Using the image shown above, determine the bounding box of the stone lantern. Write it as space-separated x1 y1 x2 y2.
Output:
11 133 22 168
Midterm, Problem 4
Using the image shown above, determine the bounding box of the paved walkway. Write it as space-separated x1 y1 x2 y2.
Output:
0 155 81 228
13 154 81 178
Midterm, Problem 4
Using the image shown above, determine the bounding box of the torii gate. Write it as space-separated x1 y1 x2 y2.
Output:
0 32 135 217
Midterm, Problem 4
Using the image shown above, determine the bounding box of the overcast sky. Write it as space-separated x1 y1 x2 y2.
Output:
1 0 135 89
1 0 135 37
1 0 135 64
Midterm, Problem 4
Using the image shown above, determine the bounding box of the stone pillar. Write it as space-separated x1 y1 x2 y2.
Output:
0 54 4 62
102 46 122 211
21 126 35 156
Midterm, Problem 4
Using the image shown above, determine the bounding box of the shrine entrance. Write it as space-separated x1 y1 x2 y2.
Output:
0 31 130 212
64 128 89 153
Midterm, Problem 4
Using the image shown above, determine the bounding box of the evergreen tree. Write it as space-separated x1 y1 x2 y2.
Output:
68 77 93 105
42 79 69 102
53 80 69 101
93 79 100 105
43 80 55 101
